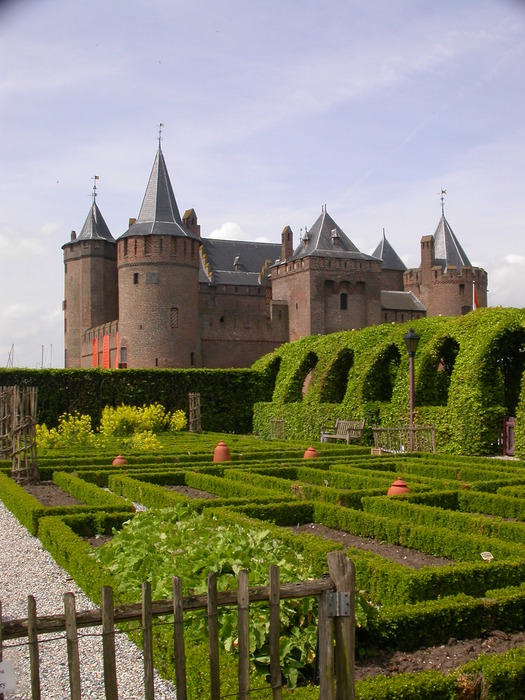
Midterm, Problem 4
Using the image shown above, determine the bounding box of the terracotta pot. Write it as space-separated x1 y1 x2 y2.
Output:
303 446 319 459
112 454 128 466
387 477 411 496
213 440 231 462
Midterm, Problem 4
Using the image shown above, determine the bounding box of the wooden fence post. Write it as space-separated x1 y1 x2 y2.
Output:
237 570 250 699
63 593 81 700
207 572 220 700
101 586 118 700
317 590 335 700
141 582 154 700
268 564 282 700
326 552 355 700
172 576 187 700
27 595 41 700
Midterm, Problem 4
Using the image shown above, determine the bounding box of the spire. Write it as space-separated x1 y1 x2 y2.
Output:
73 178 114 243
120 131 198 239
433 211 471 271
372 229 406 270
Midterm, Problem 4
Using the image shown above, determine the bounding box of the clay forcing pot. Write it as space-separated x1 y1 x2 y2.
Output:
213 440 231 462
112 454 128 466
303 446 319 459
387 477 411 496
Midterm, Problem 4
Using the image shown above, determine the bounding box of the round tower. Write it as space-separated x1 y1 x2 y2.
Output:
62 191 117 368
117 144 202 368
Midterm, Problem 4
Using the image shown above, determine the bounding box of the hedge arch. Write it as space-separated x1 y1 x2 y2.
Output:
417 335 461 407
444 308 525 454
252 308 525 452
319 348 354 403
361 343 401 402
284 351 319 403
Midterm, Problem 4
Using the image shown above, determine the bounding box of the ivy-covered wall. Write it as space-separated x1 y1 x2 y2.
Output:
253 308 525 456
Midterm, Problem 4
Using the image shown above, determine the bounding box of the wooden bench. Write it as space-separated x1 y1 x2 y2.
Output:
320 419 365 445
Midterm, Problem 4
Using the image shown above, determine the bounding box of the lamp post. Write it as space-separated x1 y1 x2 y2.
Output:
403 328 420 451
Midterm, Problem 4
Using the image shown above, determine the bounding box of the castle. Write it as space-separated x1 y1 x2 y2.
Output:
62 142 488 369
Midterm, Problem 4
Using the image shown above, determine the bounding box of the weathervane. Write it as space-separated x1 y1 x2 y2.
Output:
92 175 99 203
158 122 164 147
439 187 447 216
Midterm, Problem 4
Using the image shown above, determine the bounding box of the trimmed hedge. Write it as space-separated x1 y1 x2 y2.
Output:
0 366 273 433
253 308 525 456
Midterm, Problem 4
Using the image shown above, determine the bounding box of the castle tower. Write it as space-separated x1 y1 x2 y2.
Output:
116 142 202 368
62 189 117 368
371 230 406 291
403 199 488 316
271 207 382 339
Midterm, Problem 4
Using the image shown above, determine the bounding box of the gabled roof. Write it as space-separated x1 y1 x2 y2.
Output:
433 214 471 271
200 238 280 286
119 147 198 239
75 202 115 243
291 208 376 261
372 231 406 271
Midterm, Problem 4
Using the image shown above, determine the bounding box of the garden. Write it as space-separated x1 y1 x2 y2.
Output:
1 307 525 698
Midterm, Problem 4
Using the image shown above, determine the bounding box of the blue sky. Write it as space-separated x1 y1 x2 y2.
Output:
1 0 524 368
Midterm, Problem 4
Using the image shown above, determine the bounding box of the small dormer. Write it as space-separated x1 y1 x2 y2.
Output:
331 228 340 246
234 255 242 271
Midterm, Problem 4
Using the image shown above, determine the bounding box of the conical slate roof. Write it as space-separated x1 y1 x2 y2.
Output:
120 147 198 239
291 207 376 261
76 202 115 242
433 214 471 270
372 231 406 271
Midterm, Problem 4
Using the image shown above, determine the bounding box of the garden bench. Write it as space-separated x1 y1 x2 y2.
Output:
320 419 365 444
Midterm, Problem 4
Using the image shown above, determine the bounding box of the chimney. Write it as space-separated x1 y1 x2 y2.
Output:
281 226 293 261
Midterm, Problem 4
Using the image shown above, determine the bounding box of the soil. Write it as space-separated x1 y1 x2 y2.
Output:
164 484 218 499
21 484 525 680
23 481 83 507
292 523 454 569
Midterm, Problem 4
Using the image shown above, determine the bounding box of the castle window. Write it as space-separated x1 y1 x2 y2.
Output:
155 358 158 367
459 284 465 296
159 238 163 254
144 237 152 255
171 238 177 257
190 352 195 366
170 307 179 328
220 315 225 323
133 273 139 285
120 347 127 363
340 293 348 310
123 240 128 257
134 240 137 255
146 272 159 284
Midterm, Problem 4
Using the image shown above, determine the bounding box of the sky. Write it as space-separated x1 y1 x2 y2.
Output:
1 0 525 368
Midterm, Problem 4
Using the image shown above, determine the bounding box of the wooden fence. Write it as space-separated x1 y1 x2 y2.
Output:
372 424 436 454
0 552 355 700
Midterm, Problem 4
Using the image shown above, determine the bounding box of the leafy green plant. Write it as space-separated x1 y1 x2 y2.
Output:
94 506 370 687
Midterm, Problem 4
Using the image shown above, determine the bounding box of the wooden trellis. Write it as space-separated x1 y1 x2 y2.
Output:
10 386 40 485
0 386 12 459
188 392 201 433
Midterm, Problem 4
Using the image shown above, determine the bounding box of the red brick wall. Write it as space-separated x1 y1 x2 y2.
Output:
117 235 201 368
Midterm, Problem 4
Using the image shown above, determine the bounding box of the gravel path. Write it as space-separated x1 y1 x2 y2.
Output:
0 500 176 699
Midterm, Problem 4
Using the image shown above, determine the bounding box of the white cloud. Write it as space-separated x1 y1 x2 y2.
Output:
207 222 248 241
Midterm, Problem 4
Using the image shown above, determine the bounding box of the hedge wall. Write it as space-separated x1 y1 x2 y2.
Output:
0 367 273 433
253 308 525 456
